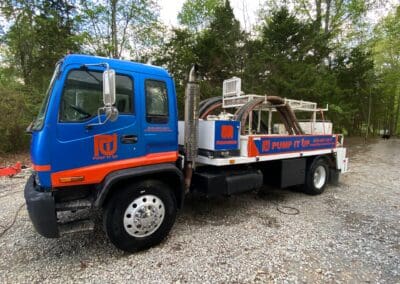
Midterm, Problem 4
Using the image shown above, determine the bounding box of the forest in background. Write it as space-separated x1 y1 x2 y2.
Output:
0 0 399 153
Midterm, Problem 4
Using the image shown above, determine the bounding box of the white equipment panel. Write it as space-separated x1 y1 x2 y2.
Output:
178 120 240 151
298 121 332 135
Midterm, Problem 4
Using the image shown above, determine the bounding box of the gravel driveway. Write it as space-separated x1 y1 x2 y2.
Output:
0 138 399 283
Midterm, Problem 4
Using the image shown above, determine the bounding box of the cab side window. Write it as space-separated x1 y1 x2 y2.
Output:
59 70 133 122
145 80 168 124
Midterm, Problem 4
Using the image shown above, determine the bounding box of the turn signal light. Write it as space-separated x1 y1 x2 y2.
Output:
59 176 85 183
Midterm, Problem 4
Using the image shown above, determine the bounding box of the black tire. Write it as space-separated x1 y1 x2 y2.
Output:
304 158 329 195
104 180 177 252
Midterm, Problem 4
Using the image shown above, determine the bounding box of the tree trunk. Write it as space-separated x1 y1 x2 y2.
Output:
365 87 372 139
315 0 322 30
111 0 118 58
388 92 395 135
324 0 331 34
393 84 400 135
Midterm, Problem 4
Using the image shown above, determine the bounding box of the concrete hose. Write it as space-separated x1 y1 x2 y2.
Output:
267 96 304 135
199 97 223 119
235 96 305 135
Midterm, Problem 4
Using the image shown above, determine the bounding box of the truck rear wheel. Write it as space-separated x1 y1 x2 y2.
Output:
304 158 329 195
104 180 177 252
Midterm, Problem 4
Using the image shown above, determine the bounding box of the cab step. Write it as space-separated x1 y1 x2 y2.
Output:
58 219 94 235
55 198 92 212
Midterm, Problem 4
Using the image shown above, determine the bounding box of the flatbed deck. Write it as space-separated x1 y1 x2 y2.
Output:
195 133 348 173
197 147 340 166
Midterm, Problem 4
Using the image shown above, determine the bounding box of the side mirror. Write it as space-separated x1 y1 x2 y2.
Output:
105 106 119 122
85 66 118 130
103 69 116 107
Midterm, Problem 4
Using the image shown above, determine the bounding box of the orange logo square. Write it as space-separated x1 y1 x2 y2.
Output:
221 125 234 139
94 134 118 159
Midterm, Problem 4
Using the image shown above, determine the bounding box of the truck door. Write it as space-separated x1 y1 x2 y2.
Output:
52 68 144 186
141 75 178 155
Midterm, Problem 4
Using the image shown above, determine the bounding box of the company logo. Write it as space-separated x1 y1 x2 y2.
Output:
94 134 118 160
216 124 238 147
262 140 271 152
221 125 234 139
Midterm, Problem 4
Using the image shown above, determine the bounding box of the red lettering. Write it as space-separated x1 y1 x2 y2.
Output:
271 140 292 150
301 139 310 147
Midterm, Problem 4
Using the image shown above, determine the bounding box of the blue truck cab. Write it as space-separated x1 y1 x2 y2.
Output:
25 55 185 251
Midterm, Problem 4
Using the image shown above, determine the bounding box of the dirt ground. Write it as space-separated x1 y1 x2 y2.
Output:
0 138 399 283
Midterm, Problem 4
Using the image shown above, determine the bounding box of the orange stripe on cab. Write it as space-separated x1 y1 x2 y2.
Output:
32 164 52 171
51 151 178 188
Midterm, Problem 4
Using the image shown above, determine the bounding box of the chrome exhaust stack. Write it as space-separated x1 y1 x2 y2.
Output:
183 65 200 191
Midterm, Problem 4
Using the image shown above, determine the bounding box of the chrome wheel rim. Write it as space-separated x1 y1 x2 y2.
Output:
313 165 327 189
123 195 165 238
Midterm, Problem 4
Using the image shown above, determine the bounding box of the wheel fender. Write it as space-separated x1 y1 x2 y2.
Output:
95 163 184 208
308 155 334 168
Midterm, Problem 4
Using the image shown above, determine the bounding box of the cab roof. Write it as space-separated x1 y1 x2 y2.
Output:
62 54 171 78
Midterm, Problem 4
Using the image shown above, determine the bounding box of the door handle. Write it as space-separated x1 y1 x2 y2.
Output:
121 134 138 144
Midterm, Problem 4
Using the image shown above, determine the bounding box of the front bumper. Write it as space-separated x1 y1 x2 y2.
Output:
24 174 59 238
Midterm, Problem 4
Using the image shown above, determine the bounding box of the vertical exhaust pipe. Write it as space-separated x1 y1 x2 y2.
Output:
183 65 200 192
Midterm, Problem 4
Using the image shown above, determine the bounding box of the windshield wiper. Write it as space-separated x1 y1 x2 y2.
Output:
80 65 101 83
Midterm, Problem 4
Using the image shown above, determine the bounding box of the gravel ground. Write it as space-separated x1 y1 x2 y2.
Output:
0 138 399 283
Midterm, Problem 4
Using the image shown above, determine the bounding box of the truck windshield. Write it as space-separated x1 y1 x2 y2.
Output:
31 62 61 131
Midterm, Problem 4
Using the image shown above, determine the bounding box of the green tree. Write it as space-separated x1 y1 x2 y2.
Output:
154 28 197 116
333 47 375 135
195 0 244 95
178 0 224 31
244 8 331 99
1 0 82 91
0 0 82 152
261 0 374 36
158 0 244 105
372 5 400 135
79 0 163 60
259 0 377 67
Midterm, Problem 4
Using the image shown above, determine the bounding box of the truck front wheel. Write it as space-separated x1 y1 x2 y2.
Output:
304 158 329 195
104 180 177 252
